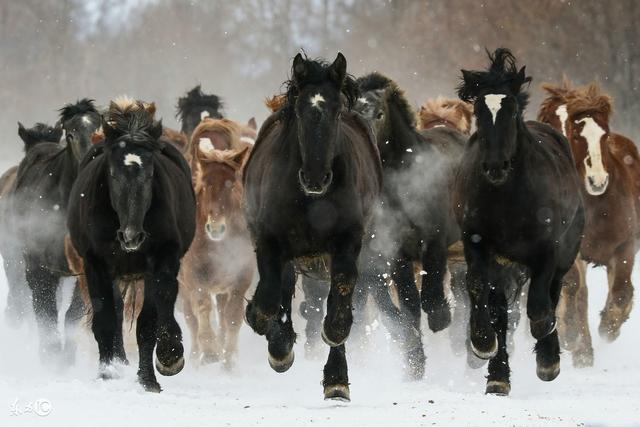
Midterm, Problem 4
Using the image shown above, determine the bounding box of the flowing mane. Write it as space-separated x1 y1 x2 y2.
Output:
58 98 98 123
279 54 359 122
357 72 416 127
566 82 613 120
418 97 473 134
265 94 286 113
457 48 532 111
537 77 574 123
188 118 244 162
103 99 162 149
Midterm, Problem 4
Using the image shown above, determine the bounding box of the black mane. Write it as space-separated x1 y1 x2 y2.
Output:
104 101 163 148
24 123 61 143
176 85 223 121
357 72 416 127
280 54 359 121
58 98 98 124
457 48 532 110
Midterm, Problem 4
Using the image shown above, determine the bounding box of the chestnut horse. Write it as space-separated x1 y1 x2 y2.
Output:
418 97 473 134
179 118 254 369
538 82 640 356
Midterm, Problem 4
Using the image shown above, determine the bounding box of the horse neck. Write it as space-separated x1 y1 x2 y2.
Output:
388 104 418 150
59 146 79 196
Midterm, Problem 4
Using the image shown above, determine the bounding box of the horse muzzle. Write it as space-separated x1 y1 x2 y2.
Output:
482 161 510 186
205 218 226 242
298 169 333 196
117 227 147 252
585 173 609 196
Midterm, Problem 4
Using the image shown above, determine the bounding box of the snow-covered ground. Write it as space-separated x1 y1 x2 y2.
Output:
0 261 638 426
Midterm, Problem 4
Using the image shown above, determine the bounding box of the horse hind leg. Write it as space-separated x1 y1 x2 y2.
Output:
299 275 327 358
599 243 635 342
323 344 350 401
558 260 593 367
420 238 452 332
3 253 30 327
181 291 201 362
221 280 251 370
62 278 87 365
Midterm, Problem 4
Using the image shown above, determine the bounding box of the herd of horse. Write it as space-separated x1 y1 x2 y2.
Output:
0 47 637 401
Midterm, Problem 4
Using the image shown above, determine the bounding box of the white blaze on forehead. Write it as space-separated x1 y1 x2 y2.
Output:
82 115 93 125
124 153 143 167
555 104 568 137
310 93 325 110
357 97 369 105
200 110 210 120
578 117 609 194
199 137 215 153
484 94 506 124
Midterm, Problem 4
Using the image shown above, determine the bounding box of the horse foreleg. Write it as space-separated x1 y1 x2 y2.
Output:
323 232 361 347
391 255 425 380
62 279 86 365
526 249 557 340
600 241 635 341
181 290 200 362
148 252 184 378
245 237 283 335
222 274 252 370
192 290 219 365
421 238 452 332
485 287 510 396
84 253 118 376
3 252 30 327
136 291 159 392
534 270 563 382
266 261 296 372
464 240 496 359
323 344 350 401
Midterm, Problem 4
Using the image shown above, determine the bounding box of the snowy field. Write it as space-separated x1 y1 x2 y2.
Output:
0 260 638 426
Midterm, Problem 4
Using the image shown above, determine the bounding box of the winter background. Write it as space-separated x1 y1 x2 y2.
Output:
1 1 639 426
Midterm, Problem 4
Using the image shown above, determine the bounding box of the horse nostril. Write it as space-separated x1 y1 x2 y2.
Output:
502 161 509 171
219 224 226 234
482 162 489 173
322 171 333 186
298 169 308 185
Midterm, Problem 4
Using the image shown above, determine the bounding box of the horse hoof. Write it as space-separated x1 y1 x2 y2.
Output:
530 316 556 340
598 323 620 343
485 380 510 396
321 325 348 347
536 361 560 381
470 335 498 360
140 379 162 393
156 356 185 377
324 384 350 402
404 345 426 381
425 301 452 333
268 350 295 373
98 363 121 380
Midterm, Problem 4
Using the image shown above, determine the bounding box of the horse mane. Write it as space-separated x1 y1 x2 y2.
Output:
537 77 574 122
58 98 98 123
280 54 359 121
18 122 62 151
566 82 613 120
418 97 473 134
357 72 416 127
188 118 243 161
457 48 532 110
265 94 286 113
104 99 162 148
176 85 223 122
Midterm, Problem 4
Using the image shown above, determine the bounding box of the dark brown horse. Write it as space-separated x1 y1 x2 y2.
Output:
180 118 254 369
538 82 640 357
243 53 382 401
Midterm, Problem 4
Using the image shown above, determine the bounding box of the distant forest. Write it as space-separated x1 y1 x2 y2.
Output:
1 0 638 162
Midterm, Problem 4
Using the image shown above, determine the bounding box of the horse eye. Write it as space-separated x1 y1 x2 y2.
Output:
376 112 384 120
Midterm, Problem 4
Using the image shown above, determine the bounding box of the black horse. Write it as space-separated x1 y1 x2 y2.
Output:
0 122 62 326
455 48 584 395
67 100 195 392
8 99 100 362
243 53 382 401
350 73 465 379
176 85 224 138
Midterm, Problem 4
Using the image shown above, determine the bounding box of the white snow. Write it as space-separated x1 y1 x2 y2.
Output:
0 260 639 426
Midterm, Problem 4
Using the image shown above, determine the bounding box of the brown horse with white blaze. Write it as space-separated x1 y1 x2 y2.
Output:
179 118 254 368
539 82 640 352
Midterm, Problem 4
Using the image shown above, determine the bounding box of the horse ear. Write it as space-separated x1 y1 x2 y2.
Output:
511 66 531 93
247 117 257 130
102 115 118 141
329 52 347 84
459 69 478 102
52 123 64 141
150 119 163 141
17 122 29 143
144 102 157 117
293 53 307 84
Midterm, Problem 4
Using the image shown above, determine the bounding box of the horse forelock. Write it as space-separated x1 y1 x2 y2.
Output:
538 79 576 123
189 118 243 160
457 48 532 111
58 98 98 124
567 83 613 121
104 101 162 149
176 85 223 121
357 72 416 127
